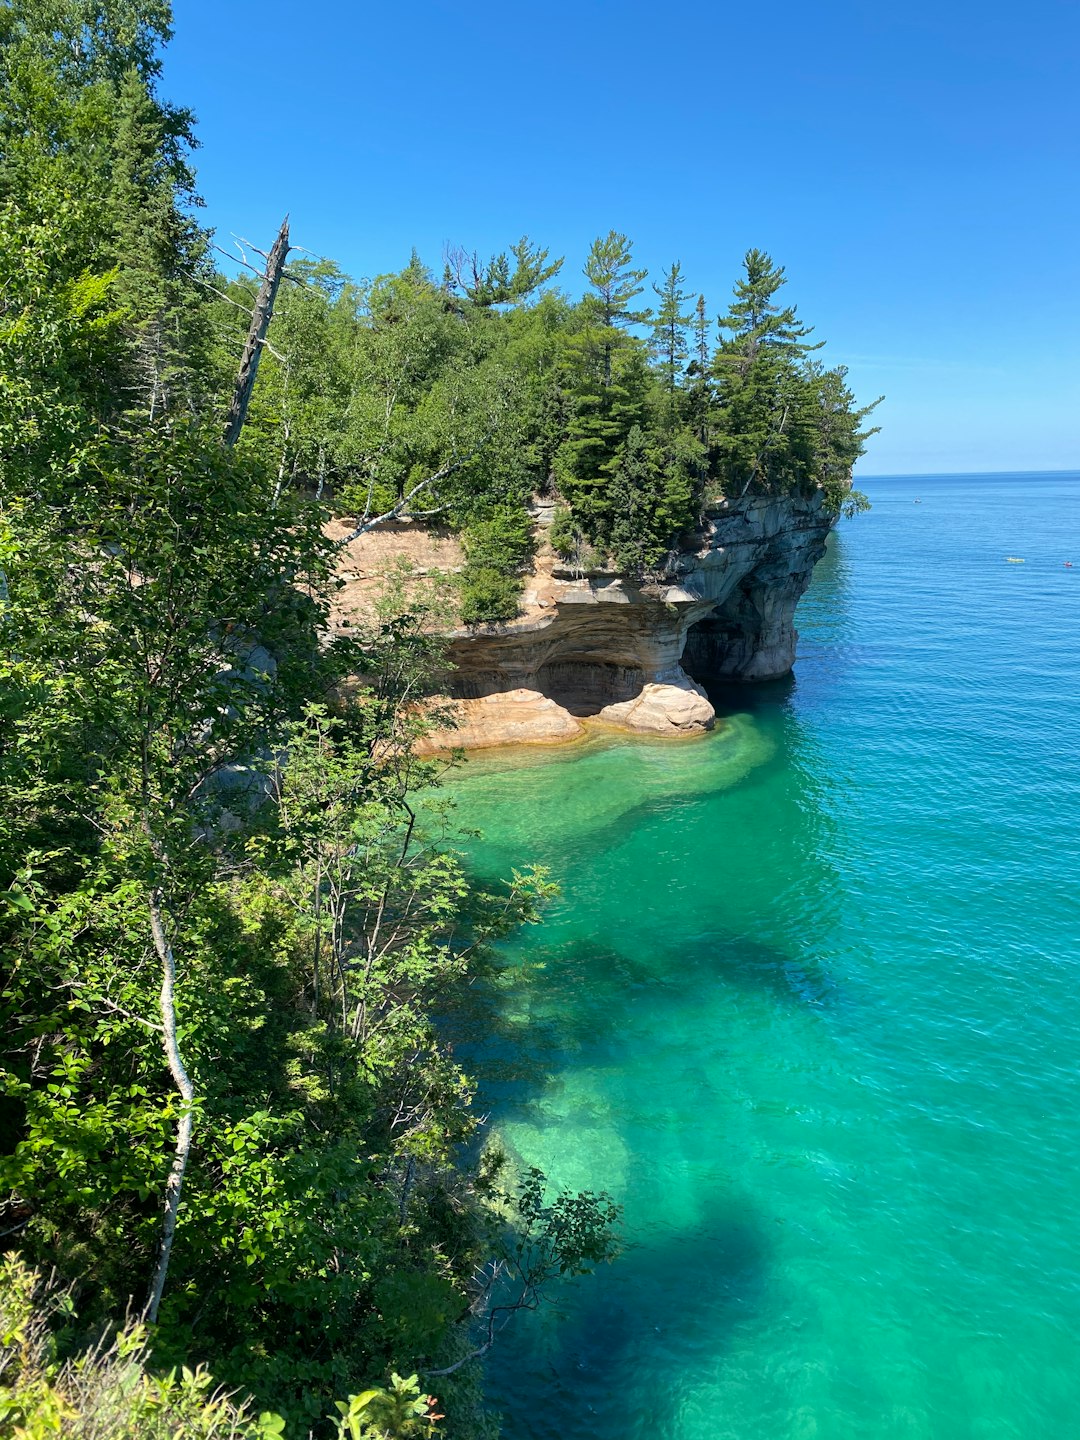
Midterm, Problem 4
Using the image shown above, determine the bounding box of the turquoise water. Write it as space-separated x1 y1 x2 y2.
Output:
445 474 1080 1440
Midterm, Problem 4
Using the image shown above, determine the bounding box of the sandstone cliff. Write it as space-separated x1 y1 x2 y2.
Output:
329 490 833 749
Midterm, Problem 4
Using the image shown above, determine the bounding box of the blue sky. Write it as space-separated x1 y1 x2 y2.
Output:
166 0 1079 475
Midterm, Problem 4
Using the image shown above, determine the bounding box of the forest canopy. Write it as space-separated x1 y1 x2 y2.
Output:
226 232 879 620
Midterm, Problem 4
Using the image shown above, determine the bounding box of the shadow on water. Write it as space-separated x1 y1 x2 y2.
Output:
527 929 843 1020
487 1201 773 1440
444 925 840 1161
705 672 797 719
696 930 840 1010
436 552 863 1436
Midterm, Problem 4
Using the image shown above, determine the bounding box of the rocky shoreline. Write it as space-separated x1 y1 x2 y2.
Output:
330 489 834 751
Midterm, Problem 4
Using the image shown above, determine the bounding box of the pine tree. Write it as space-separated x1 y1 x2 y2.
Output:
109 66 210 418
712 251 823 498
508 235 563 302
693 293 710 373
554 233 652 544
608 424 658 573
683 293 714 454
802 362 881 514
557 344 651 546
607 423 697 577
582 230 651 387
650 261 693 410
455 237 563 308
716 248 823 374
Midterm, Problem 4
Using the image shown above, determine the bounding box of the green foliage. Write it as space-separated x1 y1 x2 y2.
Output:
457 569 520 625
555 344 649 542
450 236 563 309
608 425 698 577
805 362 881 515
0 1257 446 1440
1 8 873 1437
0 0 209 421
107 65 213 415
582 230 651 334
513 1167 621 1278
226 228 876 585
710 250 881 505
0 30 589 1422
651 261 693 403
716 247 821 362
0 1254 281 1438
547 505 578 558
333 1373 441 1440
458 509 534 624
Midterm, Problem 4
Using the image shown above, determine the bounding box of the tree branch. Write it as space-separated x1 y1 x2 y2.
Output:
333 431 494 550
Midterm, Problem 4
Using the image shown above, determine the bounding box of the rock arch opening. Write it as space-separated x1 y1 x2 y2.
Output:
535 657 646 716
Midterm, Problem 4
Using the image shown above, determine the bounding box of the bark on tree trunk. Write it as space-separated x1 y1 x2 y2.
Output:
223 216 291 449
145 887 195 1324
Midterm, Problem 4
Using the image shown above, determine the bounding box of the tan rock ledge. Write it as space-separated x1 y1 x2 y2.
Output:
596 678 715 736
414 689 584 754
332 489 836 753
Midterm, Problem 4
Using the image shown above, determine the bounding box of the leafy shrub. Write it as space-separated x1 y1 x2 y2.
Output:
0 1254 276 1438
820 477 871 518
458 567 521 624
0 1257 446 1439
457 510 534 623
547 505 580 559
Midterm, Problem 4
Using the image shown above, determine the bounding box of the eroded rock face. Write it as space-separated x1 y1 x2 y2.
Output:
415 690 583 752
677 490 834 682
423 490 832 746
333 491 834 749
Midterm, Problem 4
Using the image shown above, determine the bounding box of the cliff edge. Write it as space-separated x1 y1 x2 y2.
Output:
330 490 833 749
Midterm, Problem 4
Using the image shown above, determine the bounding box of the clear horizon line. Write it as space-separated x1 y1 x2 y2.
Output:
857 467 1080 479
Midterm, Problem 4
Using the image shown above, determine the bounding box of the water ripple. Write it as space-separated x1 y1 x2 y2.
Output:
449 473 1080 1440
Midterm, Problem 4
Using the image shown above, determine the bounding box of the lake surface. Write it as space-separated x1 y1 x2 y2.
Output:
444 473 1080 1440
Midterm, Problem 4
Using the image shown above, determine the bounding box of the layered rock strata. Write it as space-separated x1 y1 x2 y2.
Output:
329 492 833 748
433 491 831 747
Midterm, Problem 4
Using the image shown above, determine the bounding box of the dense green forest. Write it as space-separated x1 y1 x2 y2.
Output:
0 3 877 1436
228 218 878 623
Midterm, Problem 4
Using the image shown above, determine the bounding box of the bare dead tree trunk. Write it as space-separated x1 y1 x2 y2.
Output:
145 887 195 1324
223 216 291 449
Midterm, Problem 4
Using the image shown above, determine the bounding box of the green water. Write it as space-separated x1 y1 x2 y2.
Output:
445 473 1080 1439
